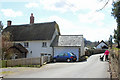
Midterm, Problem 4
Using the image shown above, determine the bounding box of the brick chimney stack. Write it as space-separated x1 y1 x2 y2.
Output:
30 13 34 24
7 20 12 26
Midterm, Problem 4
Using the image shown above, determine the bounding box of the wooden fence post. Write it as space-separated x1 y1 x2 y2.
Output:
11 60 12 67
40 57 42 66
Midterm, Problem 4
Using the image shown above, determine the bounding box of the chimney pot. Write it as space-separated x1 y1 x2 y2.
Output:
30 13 34 24
7 20 12 26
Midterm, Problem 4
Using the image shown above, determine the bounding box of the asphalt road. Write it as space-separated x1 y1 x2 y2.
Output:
5 53 110 78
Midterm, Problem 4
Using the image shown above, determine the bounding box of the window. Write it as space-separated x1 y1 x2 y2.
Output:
24 42 29 48
64 53 68 56
42 42 47 47
70 52 74 56
14 54 18 59
45 54 47 55
48 54 51 56
41 53 44 56
59 53 64 56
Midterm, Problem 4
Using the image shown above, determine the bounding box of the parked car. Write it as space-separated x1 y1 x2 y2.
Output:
53 52 77 62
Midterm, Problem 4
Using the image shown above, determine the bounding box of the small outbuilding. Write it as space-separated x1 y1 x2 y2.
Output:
6 43 28 59
51 35 85 61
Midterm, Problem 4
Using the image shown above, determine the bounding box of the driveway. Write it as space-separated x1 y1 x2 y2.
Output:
2 53 110 78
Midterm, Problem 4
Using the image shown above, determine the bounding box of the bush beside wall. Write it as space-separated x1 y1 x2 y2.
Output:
85 49 105 56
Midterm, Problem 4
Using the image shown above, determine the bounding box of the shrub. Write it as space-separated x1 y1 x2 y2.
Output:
0 60 7 68
93 49 105 54
85 49 94 56
80 55 88 61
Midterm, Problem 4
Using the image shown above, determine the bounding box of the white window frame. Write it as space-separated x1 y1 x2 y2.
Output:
42 42 47 47
24 42 29 48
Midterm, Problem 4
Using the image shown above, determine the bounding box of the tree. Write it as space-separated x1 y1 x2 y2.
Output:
0 21 14 60
112 1 120 48
0 21 3 32
2 32 13 60
97 0 110 11
0 21 3 60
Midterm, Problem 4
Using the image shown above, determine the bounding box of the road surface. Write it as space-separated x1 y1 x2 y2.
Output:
4 53 110 78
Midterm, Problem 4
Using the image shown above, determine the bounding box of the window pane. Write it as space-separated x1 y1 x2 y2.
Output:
42 42 44 47
42 42 47 47
65 53 68 56
45 42 47 46
24 42 29 48
69 53 74 56
59 53 64 56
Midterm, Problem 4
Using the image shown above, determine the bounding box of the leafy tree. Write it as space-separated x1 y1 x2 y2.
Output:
112 1 120 48
0 21 3 60
2 32 13 60
0 21 14 60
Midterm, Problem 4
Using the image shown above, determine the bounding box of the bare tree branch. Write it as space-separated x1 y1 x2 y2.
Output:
96 0 110 11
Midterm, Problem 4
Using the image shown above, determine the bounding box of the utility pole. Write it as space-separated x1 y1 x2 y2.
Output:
109 35 113 49
0 21 3 79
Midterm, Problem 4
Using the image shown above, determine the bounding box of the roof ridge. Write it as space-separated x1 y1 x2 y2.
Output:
59 35 83 36
7 21 56 27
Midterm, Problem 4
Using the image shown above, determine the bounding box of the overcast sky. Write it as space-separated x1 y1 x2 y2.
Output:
0 0 117 42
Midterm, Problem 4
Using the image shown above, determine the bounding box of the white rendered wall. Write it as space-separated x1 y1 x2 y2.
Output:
81 37 85 56
96 42 108 49
16 40 52 58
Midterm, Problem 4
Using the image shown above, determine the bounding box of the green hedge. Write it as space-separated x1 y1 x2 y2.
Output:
93 49 105 54
85 49 106 56
0 60 7 68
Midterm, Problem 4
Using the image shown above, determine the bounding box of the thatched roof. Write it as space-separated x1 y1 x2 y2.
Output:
3 21 60 41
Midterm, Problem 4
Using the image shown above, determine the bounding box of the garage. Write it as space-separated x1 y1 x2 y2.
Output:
51 35 85 61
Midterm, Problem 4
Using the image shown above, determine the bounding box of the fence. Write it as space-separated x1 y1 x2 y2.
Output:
109 49 120 80
0 56 52 67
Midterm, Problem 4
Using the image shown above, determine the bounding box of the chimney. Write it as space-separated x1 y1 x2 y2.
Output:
30 13 34 24
7 20 12 26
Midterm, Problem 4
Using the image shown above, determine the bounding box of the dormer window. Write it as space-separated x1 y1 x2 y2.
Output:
42 42 47 47
24 42 29 48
